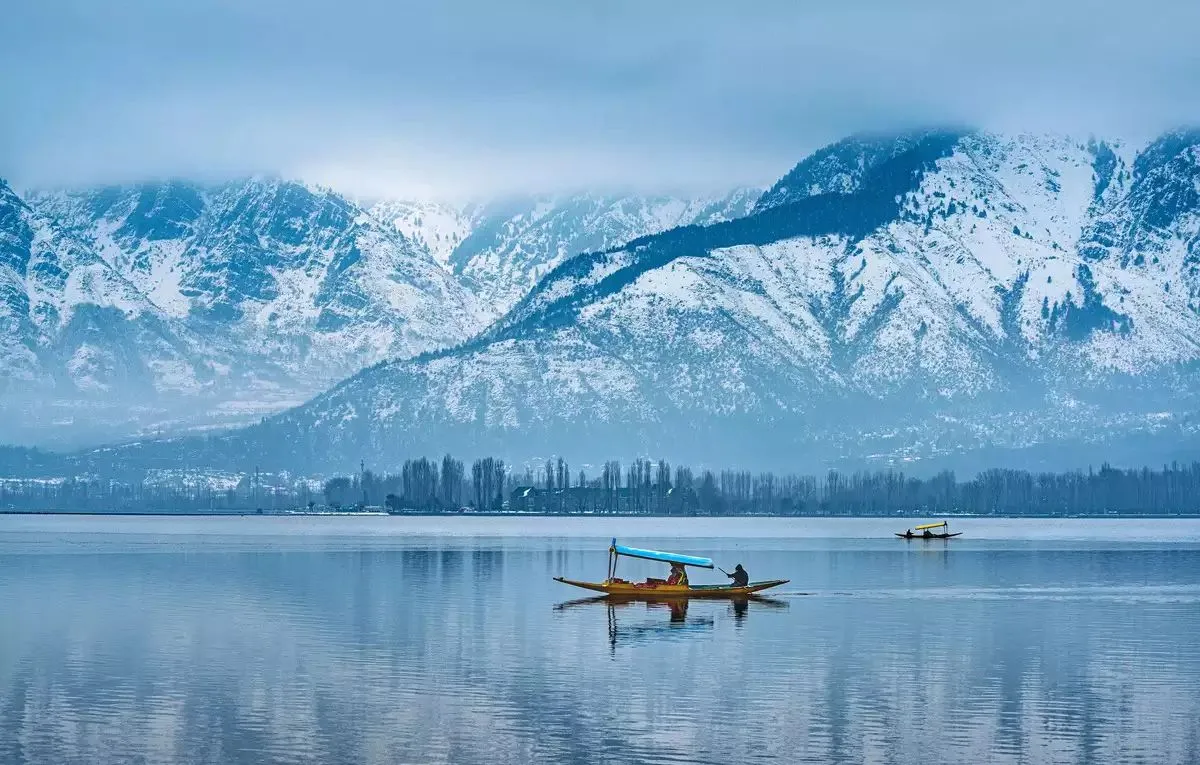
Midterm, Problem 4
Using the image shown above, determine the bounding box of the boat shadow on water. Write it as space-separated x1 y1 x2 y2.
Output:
554 595 789 651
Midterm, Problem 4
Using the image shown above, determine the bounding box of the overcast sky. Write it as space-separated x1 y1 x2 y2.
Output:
4 0 1199 199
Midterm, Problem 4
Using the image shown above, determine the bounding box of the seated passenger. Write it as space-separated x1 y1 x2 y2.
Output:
666 563 688 587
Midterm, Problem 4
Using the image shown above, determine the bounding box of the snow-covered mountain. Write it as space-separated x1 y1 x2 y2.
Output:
369 190 761 318
29 179 490 384
203 129 1200 473
2 179 764 446
1 179 224 395
2 179 491 446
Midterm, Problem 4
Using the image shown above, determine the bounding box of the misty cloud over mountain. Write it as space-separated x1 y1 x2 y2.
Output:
4 1 1200 197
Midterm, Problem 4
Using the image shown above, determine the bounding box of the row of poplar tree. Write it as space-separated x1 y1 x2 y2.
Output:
6 456 1198 515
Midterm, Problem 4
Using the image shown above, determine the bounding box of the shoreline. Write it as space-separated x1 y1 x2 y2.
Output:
2 510 1199 520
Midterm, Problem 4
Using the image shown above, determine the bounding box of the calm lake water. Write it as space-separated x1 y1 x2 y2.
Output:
2 516 1200 765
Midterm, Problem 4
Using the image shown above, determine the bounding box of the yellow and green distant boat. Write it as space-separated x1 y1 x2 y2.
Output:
554 539 788 598
896 521 962 539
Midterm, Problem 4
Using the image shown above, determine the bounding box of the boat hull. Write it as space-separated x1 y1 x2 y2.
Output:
553 577 788 598
895 532 962 539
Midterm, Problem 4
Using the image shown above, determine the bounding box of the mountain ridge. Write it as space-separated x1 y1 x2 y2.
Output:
5 127 1200 474
1 178 768 447
368 189 762 320
196 128 1200 474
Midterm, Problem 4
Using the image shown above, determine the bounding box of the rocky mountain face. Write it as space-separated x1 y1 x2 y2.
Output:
195 129 1200 474
30 179 490 383
2 179 497 446
1 180 224 399
1 179 763 447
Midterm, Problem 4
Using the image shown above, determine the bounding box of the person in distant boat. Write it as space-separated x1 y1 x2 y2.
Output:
904 529 914 538
726 563 749 587
922 528 933 538
666 563 688 586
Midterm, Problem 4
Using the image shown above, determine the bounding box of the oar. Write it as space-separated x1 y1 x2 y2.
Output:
717 566 732 577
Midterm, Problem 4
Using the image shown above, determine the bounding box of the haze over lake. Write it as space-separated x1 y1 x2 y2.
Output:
2 516 1199 764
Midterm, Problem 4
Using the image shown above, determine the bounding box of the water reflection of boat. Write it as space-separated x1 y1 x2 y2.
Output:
555 594 788 611
554 539 788 598
896 521 962 539
555 594 788 647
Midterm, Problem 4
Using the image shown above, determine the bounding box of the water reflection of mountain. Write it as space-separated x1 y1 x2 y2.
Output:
2 544 1200 764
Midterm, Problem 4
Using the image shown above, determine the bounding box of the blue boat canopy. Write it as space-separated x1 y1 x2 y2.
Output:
610 540 714 568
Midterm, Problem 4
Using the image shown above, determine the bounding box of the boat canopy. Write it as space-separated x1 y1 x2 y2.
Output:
914 521 948 530
610 540 714 569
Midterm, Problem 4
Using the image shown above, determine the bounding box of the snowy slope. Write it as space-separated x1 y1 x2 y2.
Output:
25 182 760 389
369 190 761 318
367 199 472 269
6 180 761 446
1 179 222 399
2 180 497 446
222 129 1200 472
31 179 492 385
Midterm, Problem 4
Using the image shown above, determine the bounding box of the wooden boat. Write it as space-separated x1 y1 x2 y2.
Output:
553 539 788 598
896 520 962 539
554 577 789 597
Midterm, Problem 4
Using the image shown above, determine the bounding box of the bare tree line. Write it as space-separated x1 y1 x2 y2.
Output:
2 456 1200 516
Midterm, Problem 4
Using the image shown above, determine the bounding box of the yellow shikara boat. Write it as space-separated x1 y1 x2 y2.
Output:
554 539 788 598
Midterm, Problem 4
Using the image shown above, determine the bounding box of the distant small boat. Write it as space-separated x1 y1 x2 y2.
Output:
554 539 788 598
896 521 962 539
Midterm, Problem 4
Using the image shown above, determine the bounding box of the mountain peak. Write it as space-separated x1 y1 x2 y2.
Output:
754 128 973 213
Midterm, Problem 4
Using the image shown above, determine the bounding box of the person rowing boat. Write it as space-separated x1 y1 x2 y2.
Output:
720 563 749 587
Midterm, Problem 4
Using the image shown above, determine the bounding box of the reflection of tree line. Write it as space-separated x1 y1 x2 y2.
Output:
212 548 510 625
6 453 1200 515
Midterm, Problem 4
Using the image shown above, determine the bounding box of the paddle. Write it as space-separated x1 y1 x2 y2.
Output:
717 566 731 577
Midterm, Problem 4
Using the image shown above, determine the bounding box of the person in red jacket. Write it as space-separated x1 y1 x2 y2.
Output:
666 563 688 587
